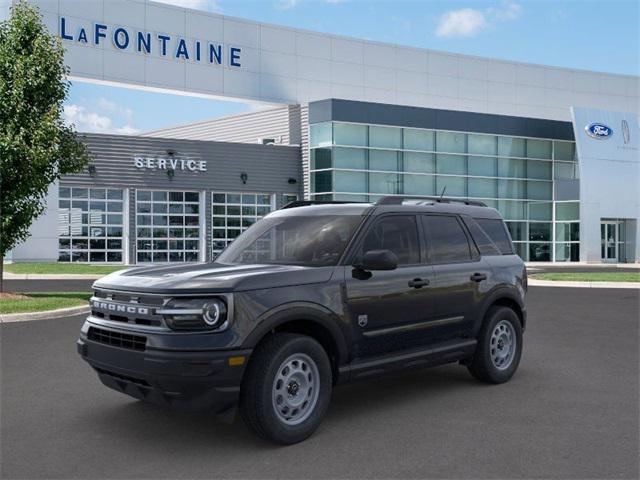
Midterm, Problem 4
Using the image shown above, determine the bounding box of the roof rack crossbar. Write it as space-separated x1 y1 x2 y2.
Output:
375 196 487 207
281 200 354 209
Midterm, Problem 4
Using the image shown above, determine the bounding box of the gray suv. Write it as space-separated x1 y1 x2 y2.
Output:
78 196 527 444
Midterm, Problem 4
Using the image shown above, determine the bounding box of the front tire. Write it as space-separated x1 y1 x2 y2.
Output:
239 333 332 444
467 306 523 384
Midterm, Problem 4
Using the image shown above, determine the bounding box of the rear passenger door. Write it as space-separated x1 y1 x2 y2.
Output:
421 214 492 340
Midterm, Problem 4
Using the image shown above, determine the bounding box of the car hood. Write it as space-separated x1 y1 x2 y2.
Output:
93 262 336 294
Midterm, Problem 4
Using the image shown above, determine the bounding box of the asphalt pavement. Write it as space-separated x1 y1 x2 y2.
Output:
1 287 638 479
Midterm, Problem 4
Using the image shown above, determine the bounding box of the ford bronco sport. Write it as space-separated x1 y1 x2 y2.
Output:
78 196 527 444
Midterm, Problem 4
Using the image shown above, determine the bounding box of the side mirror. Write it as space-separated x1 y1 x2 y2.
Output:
356 249 398 271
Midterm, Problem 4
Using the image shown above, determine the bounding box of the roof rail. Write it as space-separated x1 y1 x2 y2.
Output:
281 200 355 209
376 196 487 207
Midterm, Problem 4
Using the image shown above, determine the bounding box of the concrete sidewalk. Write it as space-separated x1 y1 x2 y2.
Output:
528 279 640 289
3 272 104 280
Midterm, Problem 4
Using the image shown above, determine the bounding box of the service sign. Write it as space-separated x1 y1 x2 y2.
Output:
134 156 207 172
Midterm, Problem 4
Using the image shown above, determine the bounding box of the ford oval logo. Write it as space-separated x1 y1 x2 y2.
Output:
585 123 613 139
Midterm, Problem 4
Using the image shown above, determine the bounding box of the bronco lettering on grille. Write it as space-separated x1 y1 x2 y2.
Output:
91 300 149 315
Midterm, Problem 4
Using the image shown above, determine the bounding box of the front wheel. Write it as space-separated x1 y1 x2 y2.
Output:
239 333 332 444
467 306 523 384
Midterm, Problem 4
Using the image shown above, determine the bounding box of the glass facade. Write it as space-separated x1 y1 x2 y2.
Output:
136 190 200 263
309 121 580 262
58 187 124 263
212 192 275 258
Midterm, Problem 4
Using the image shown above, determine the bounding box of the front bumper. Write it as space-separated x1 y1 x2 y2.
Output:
77 321 251 415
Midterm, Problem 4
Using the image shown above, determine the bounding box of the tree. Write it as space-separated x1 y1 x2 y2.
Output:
0 1 90 292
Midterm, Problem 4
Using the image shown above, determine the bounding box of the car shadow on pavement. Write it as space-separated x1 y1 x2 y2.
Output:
80 363 489 450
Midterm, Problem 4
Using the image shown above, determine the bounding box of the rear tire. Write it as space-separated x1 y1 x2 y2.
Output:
467 306 522 384
239 333 332 444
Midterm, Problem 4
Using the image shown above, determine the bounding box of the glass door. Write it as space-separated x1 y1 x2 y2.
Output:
601 221 618 263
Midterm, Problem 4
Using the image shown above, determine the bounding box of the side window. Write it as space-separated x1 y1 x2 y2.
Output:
475 218 514 254
422 215 472 263
361 215 420 265
463 217 501 256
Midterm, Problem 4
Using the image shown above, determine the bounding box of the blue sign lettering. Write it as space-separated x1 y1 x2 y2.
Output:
137 32 151 53
94 23 107 45
58 17 242 69
77 27 87 43
230 47 241 67
176 38 189 59
113 27 129 49
60 17 73 40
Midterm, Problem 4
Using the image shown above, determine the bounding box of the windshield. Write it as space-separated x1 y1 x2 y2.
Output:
216 215 363 267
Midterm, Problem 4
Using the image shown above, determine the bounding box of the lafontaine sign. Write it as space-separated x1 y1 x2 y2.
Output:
59 17 242 68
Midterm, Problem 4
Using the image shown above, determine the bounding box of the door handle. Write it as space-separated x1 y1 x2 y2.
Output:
470 272 487 282
408 278 430 289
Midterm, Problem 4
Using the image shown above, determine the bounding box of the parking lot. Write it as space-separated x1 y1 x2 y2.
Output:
1 286 638 479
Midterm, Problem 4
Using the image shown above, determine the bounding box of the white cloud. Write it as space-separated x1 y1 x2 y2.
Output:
435 2 522 38
64 103 139 135
276 0 298 10
153 0 221 13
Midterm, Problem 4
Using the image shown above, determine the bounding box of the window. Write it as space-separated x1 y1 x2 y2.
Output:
475 218 514 254
217 215 362 267
403 128 434 151
361 216 420 265
212 192 274 258
58 186 124 263
136 190 200 263
423 215 472 263
369 125 402 149
283 194 298 206
463 218 500 256
334 123 367 146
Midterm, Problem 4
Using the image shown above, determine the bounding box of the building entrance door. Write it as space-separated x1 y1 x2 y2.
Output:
601 221 619 262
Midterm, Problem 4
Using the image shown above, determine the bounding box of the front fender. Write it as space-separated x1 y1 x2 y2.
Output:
241 302 350 366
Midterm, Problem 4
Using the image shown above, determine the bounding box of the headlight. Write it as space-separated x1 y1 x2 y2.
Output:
158 298 228 331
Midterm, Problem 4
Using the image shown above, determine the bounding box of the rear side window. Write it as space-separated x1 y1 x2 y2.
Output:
475 218 514 254
422 215 472 263
463 218 501 256
361 215 420 265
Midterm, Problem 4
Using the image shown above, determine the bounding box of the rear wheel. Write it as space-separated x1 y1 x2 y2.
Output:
239 333 332 444
467 306 522 384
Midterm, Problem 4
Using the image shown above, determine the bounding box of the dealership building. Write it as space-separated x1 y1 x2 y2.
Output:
3 0 639 264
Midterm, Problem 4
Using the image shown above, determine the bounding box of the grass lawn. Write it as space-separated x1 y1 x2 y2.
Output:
4 262 125 275
0 292 92 315
531 272 640 283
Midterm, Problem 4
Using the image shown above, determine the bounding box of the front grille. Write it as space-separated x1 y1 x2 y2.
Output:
90 289 165 328
88 327 146 351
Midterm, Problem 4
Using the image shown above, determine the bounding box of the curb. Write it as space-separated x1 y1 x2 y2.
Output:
4 273 103 280
528 279 640 289
0 305 90 323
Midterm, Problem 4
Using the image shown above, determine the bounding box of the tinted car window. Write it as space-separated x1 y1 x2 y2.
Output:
217 215 362 267
423 215 472 263
361 216 420 265
475 218 514 254
463 218 501 256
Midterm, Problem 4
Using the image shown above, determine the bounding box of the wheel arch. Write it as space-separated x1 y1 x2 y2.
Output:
475 288 526 336
242 303 350 381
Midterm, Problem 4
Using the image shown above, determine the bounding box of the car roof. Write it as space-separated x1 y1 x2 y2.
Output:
273 199 503 220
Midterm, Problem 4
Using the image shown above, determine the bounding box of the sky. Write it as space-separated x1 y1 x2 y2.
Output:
64 0 639 135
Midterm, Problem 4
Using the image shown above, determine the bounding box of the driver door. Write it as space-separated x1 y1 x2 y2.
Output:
343 214 437 357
